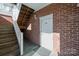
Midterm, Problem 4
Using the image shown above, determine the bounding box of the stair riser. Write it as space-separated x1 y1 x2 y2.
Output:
0 37 16 44
0 31 14 33
0 29 14 31
3 49 20 56
0 34 16 39
0 41 17 49
0 27 14 30
0 45 18 55
0 33 15 35
0 32 15 35
0 25 13 28
0 15 19 56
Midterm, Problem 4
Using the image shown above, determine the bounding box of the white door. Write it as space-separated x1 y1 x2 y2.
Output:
40 14 53 51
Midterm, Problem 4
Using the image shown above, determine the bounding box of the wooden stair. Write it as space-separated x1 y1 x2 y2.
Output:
0 25 20 56
0 45 19 56
17 4 34 31
3 48 20 56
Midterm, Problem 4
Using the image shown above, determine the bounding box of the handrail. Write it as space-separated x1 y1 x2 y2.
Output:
12 4 23 55
13 21 23 55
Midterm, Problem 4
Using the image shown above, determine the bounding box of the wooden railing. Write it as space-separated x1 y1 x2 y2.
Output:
17 4 34 31
12 4 23 55
0 3 23 55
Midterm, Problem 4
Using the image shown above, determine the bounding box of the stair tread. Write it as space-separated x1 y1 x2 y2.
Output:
0 40 17 49
0 26 13 28
0 35 16 38
0 31 14 33
0 26 13 30
0 29 13 30
3 48 20 56
0 44 19 55
0 25 13 27
0 33 15 36
0 16 19 56
0 37 16 44
0 34 16 38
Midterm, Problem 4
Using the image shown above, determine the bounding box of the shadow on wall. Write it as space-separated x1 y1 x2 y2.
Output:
23 22 33 41
23 15 40 45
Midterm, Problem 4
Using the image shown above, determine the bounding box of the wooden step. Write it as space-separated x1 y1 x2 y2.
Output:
0 44 19 55
3 49 20 56
0 26 13 28
0 40 17 49
0 27 13 29
0 34 16 39
0 30 14 32
0 26 13 29
0 32 15 36
0 30 14 33
0 37 16 44
0 25 13 27
0 31 15 35
0 15 19 56
0 28 13 31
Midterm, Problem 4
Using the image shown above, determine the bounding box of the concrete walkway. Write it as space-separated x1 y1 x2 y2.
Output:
23 40 53 56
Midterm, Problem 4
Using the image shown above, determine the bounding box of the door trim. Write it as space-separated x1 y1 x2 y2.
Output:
39 14 53 51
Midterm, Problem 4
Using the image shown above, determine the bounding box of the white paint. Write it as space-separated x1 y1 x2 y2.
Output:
13 21 23 55
12 4 23 55
0 3 13 16
12 4 21 21
0 10 12 16
21 32 23 55
23 3 50 12
40 14 53 51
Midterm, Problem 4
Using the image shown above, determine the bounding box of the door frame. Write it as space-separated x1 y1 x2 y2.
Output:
39 14 53 51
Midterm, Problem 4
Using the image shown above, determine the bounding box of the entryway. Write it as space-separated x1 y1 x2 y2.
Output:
39 14 53 51
23 39 53 56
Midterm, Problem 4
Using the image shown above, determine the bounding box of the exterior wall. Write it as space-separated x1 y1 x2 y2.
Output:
24 14 40 45
24 3 79 56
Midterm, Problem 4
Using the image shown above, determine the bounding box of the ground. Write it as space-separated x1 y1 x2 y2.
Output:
23 40 53 56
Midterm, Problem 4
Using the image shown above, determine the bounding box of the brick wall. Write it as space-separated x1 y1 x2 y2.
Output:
24 3 79 56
